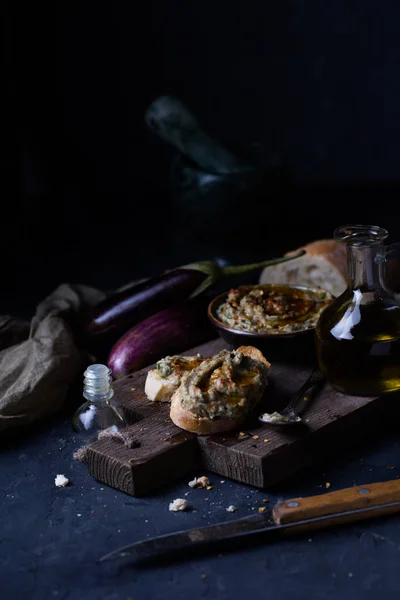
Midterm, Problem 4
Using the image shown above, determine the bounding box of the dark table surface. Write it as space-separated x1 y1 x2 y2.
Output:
1 403 400 600
2 216 400 600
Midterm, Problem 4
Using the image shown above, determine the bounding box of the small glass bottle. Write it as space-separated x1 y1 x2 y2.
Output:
72 363 128 441
315 224 400 396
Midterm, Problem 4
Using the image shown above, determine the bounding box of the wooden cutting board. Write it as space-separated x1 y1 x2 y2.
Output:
84 338 398 496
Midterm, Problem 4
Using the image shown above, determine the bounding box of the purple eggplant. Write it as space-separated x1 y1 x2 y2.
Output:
85 268 207 346
107 297 216 378
85 252 305 349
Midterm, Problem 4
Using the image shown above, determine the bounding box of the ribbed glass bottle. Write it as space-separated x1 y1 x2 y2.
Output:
72 364 127 439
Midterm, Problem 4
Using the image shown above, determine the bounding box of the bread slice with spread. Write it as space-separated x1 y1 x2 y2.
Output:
170 346 270 435
145 354 205 402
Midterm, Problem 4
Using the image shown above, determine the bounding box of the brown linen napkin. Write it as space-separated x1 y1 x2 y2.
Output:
0 283 106 436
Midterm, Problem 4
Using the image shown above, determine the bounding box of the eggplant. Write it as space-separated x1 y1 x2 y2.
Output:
85 267 207 346
85 252 305 349
107 297 216 378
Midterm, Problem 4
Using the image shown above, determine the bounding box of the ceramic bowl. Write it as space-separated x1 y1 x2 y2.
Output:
207 284 328 363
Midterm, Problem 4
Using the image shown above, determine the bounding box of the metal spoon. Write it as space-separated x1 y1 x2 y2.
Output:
259 367 325 426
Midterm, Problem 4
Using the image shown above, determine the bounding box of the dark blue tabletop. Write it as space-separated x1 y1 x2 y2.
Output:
1 406 400 600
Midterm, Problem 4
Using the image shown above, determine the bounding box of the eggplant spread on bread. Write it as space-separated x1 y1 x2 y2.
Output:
145 346 270 434
145 354 205 402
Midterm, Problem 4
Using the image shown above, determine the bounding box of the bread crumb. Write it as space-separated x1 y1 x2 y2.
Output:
258 506 266 513
239 432 246 437
55 474 69 487
130 387 137 391
206 485 213 490
263 439 270 443
188 476 210 489
252 435 259 440
325 482 331 488
169 498 189 512
226 505 236 512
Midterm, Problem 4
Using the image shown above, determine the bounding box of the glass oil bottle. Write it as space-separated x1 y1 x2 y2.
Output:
315 224 400 396
72 363 128 442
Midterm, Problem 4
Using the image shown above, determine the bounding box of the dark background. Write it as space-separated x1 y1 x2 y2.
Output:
3 0 400 317
2 5 400 599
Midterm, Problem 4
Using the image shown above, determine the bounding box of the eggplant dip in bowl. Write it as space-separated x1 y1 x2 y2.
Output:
208 284 333 361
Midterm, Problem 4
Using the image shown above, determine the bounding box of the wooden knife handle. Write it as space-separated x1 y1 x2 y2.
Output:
273 479 400 525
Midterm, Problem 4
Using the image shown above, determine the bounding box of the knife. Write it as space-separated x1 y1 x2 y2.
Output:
100 479 400 564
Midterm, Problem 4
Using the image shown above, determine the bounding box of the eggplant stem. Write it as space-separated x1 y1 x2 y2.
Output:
221 249 305 276
189 249 305 298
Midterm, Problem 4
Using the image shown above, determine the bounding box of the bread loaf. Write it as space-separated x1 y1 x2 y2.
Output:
259 239 347 297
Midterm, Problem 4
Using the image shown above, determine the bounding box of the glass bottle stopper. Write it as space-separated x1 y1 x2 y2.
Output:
83 364 114 403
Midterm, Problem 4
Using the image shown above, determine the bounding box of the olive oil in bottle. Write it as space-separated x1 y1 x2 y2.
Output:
315 225 400 396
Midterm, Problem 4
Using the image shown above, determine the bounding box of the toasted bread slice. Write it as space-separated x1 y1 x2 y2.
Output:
170 386 245 435
145 355 204 402
144 370 178 402
170 345 270 435
235 345 271 369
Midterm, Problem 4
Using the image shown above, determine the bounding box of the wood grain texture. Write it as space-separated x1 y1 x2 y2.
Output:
273 479 400 524
85 338 399 496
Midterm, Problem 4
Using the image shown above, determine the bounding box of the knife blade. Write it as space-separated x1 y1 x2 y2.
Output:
99 479 400 563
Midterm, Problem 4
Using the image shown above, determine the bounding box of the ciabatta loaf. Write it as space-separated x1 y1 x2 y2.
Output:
259 239 347 297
